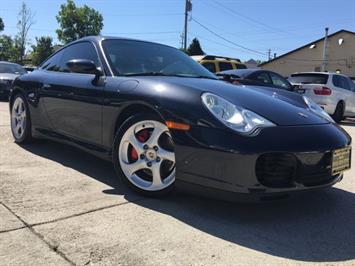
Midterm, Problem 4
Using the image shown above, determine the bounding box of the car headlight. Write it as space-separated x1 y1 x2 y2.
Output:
303 96 334 123
201 92 275 135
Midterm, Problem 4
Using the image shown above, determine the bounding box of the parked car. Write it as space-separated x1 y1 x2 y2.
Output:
191 55 247 73
288 72 355 123
217 69 293 91
9 36 351 201
0 61 26 100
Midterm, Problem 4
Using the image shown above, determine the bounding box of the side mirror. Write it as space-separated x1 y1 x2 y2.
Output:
66 59 102 76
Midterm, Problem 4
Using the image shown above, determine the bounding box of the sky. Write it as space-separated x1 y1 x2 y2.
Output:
0 0 354 62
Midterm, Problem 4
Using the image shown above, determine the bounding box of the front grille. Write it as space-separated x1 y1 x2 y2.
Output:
256 153 297 188
256 152 335 188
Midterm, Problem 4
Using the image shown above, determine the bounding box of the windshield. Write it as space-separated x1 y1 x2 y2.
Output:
0 63 26 75
289 73 328 84
102 39 217 79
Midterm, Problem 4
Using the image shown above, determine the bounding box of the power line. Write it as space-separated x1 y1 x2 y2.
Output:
209 0 300 37
191 17 267 56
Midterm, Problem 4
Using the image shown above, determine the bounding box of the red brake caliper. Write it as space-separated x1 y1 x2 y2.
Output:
130 129 150 161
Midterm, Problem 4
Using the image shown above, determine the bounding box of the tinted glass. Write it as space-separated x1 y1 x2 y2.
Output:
333 75 351 90
202 62 216 73
102 40 216 78
41 52 62 72
0 63 26 75
219 62 233 71
270 72 291 89
236 64 247 69
252 72 272 84
289 73 328 84
59 42 100 72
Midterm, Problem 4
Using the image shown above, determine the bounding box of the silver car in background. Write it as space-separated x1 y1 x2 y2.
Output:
0 61 27 100
289 72 355 123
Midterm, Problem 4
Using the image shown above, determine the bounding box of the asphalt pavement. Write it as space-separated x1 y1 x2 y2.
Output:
0 101 354 266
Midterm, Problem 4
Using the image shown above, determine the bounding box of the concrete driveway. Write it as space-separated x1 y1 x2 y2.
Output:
0 101 354 265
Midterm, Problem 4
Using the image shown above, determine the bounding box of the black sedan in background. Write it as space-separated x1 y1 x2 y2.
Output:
0 61 26 100
218 69 294 91
9 36 351 201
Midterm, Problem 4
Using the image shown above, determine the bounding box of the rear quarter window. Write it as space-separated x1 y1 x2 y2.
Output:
289 74 328 84
218 62 233 72
202 62 216 73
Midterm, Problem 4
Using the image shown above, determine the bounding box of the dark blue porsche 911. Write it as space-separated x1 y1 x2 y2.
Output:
9 36 351 201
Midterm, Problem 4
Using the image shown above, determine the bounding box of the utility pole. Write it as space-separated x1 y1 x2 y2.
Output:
267 49 271 61
322 27 329 72
184 0 192 50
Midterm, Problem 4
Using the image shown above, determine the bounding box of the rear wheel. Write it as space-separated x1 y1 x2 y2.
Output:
332 102 344 123
113 114 176 196
10 94 32 143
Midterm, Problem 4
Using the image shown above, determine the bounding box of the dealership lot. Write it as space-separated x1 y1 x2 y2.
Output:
0 101 354 265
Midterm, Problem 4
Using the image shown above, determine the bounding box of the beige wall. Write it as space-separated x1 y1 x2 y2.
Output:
261 32 355 78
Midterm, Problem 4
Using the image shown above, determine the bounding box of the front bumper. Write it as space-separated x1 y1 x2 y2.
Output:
171 123 351 201
0 83 11 99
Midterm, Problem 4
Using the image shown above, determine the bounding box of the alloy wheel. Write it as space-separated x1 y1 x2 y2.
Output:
118 120 176 191
11 97 27 140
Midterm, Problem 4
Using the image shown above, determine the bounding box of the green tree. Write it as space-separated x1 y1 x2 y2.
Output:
0 35 14 61
0 18 4 32
0 35 21 62
17 2 35 64
31 36 53 66
187 38 205 56
56 0 103 44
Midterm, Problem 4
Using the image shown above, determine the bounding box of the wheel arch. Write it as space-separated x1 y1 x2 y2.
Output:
111 103 166 145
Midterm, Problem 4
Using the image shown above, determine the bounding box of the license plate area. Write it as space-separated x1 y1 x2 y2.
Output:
332 147 351 175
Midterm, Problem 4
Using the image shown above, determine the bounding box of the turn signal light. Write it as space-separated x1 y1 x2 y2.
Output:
313 86 332 95
166 121 190 131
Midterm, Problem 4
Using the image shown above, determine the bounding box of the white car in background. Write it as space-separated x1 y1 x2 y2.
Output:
288 72 355 123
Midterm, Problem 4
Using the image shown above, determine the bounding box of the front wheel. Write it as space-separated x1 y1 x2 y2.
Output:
10 94 32 143
113 114 176 196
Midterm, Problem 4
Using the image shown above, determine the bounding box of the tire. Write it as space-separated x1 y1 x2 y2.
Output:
113 113 176 196
332 102 344 123
10 93 33 143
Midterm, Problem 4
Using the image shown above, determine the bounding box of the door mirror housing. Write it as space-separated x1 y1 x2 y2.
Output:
66 59 102 76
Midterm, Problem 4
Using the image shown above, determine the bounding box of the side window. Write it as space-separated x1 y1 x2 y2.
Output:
252 72 272 85
340 76 351 90
58 42 100 73
41 52 62 72
333 75 350 90
236 64 247 69
333 75 341 88
202 62 216 73
219 62 233 72
270 72 291 89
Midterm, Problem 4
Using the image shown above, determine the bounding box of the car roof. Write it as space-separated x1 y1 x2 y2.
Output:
218 69 260 77
0 61 22 67
291 72 350 78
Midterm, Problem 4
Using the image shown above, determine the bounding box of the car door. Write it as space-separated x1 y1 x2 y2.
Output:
41 41 104 145
332 75 353 116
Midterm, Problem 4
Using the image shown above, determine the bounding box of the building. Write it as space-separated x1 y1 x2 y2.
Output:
259 29 355 78
244 59 259 69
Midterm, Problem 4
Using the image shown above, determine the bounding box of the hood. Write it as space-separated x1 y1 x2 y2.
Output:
140 77 329 126
0 73 19 80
